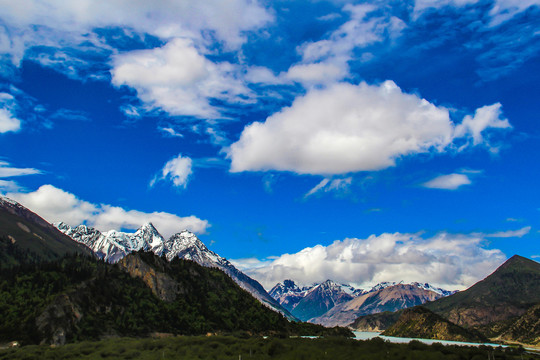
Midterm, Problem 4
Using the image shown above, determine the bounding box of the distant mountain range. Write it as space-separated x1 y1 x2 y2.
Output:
351 255 540 346
269 279 455 325
0 195 351 345
3 194 539 347
55 221 294 320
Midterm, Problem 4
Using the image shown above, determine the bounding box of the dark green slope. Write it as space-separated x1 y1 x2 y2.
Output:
0 251 351 346
382 306 486 342
0 197 92 266
498 302 540 346
424 255 540 331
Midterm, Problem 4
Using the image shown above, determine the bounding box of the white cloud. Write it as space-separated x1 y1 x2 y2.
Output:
111 38 251 119
414 0 540 26
151 154 192 189
0 160 41 177
305 177 353 198
485 226 531 238
239 231 506 290
282 4 405 87
0 93 21 133
229 81 455 175
229 81 511 175
0 0 272 55
0 179 22 192
159 127 183 138
285 62 348 85
422 173 472 190
0 107 20 133
454 103 511 148
6 184 209 238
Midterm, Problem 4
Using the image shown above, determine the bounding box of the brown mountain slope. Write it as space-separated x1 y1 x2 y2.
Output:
311 284 443 327
497 302 540 346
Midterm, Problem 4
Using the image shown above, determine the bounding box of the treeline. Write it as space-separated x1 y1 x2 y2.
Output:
0 335 534 360
0 251 350 345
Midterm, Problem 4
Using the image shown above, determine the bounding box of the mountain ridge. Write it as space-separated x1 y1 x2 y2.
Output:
56 221 294 320
351 255 540 346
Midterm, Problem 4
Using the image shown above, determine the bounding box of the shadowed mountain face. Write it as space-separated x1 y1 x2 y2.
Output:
0 196 92 266
291 280 355 321
1 251 330 346
382 306 486 342
497 302 540 346
351 255 540 346
424 255 540 330
311 284 444 327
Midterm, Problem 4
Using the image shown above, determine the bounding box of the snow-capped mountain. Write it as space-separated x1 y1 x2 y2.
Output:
56 222 164 263
366 281 456 296
367 281 403 293
291 280 357 321
55 222 294 319
411 282 458 297
269 280 310 312
311 283 447 327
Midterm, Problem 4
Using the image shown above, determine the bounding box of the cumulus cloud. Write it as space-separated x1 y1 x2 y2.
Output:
6 184 208 238
239 231 507 290
422 173 472 190
454 103 511 148
229 81 511 175
229 81 455 174
111 38 251 119
151 154 193 189
0 0 272 57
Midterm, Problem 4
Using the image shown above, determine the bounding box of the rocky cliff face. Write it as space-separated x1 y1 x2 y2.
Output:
118 255 181 302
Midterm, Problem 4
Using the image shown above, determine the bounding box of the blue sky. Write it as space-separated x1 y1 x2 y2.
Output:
0 0 539 289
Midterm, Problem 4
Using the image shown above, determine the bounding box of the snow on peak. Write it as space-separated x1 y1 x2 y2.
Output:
0 195 19 206
411 282 457 296
269 279 303 298
368 281 403 292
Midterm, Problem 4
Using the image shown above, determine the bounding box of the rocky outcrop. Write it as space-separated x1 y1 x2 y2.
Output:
118 254 181 302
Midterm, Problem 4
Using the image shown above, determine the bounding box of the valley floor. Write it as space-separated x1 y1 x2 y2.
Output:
0 335 537 360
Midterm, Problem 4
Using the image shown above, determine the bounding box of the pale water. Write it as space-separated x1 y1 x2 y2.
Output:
353 331 504 348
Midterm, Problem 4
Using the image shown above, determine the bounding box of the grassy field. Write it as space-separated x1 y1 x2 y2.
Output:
1 335 537 360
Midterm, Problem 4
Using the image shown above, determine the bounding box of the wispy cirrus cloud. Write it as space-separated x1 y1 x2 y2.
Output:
0 160 41 177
